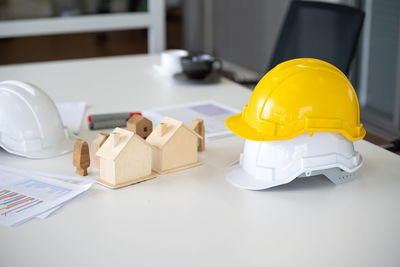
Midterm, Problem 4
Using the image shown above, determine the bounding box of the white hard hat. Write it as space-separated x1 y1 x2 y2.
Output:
0 80 75 158
225 132 363 190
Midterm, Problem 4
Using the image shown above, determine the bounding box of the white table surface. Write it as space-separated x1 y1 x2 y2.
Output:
0 54 399 267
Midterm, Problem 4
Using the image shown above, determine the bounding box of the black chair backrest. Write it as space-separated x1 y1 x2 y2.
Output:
269 0 365 75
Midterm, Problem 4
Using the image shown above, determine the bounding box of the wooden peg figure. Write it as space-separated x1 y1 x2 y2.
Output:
190 119 205 152
73 139 90 176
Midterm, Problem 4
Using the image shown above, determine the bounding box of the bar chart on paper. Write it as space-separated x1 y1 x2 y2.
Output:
0 190 42 217
0 180 70 218
11 179 70 200
0 166 94 226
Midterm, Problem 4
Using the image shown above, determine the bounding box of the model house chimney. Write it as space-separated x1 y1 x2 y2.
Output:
157 123 168 136
110 132 120 148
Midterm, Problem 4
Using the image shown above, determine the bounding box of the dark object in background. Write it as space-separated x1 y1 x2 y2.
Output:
88 112 142 130
238 0 364 87
180 54 222 79
269 0 364 75
173 72 221 85
382 139 400 153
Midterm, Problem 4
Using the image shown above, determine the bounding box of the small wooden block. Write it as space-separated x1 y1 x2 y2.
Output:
154 161 203 175
126 114 153 139
96 172 157 189
157 123 168 136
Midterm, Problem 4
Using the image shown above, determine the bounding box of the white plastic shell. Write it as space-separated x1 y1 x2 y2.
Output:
225 132 363 190
0 80 74 158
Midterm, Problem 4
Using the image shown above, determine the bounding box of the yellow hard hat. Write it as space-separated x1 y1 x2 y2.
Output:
226 58 366 141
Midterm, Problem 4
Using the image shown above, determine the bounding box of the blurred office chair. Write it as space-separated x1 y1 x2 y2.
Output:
382 139 400 153
240 0 364 86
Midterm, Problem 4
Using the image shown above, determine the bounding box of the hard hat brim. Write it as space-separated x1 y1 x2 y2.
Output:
226 113 279 141
225 160 297 190
0 129 75 159
226 113 366 141
225 157 363 190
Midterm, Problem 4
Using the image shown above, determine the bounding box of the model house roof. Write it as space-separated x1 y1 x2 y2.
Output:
96 127 151 161
146 117 202 149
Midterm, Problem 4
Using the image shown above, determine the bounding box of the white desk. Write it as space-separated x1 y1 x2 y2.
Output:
0 55 399 267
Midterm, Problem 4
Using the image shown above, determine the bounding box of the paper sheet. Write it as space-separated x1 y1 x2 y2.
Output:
56 102 86 134
0 165 94 227
143 100 240 140
35 205 62 219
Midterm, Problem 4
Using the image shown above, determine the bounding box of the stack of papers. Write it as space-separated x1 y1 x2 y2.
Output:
143 100 240 140
0 165 94 227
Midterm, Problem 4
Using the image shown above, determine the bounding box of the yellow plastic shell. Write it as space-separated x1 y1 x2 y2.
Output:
226 58 366 141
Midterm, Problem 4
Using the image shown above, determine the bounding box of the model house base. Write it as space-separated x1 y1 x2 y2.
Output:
96 172 157 189
154 161 202 175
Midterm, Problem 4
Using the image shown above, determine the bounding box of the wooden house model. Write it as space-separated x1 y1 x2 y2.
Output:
146 117 202 174
96 127 155 189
